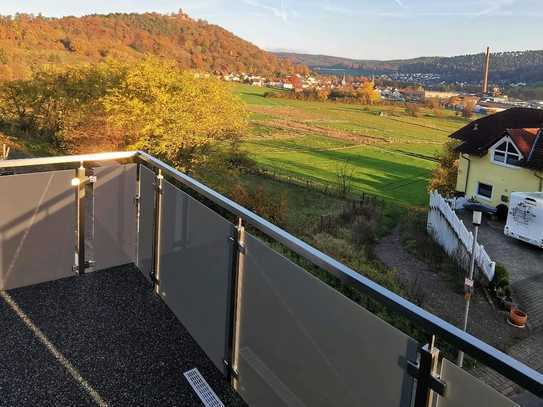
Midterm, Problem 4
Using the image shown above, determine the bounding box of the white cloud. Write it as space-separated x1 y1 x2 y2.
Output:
320 0 527 18
474 0 517 15
241 0 290 22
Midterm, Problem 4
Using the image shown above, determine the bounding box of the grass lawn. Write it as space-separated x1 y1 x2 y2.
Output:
232 84 469 206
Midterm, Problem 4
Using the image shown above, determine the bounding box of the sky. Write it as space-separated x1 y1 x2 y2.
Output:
2 0 542 60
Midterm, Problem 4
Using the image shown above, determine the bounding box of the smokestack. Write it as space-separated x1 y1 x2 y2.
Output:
482 46 490 94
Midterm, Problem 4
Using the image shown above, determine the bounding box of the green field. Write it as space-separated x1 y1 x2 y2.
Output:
233 84 468 206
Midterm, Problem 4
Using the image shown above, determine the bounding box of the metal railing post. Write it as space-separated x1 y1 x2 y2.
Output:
409 338 445 407
75 164 86 275
225 218 245 388
135 163 141 267
151 169 164 292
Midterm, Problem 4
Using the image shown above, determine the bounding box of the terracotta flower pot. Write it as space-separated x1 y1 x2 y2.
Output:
509 308 527 328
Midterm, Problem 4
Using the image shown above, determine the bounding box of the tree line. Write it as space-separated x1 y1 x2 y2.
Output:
0 58 248 173
265 82 380 105
0 11 309 80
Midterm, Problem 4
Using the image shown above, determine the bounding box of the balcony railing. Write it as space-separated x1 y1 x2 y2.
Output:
0 151 542 406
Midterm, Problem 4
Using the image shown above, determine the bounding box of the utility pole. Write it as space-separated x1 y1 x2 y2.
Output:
457 210 482 367
482 46 491 94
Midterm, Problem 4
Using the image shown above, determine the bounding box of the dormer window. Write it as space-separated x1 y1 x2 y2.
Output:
492 139 521 166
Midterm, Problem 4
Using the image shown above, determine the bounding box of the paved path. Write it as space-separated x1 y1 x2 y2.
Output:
472 332 543 405
376 223 543 405
459 210 543 331
459 210 543 404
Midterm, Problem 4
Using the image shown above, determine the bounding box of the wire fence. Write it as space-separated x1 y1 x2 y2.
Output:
242 164 390 205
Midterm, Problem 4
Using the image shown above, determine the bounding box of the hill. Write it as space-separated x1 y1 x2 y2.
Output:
0 11 308 80
275 50 543 84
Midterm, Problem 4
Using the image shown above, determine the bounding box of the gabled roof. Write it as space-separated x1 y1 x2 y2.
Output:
525 132 543 170
507 128 540 157
451 107 543 170
451 108 543 156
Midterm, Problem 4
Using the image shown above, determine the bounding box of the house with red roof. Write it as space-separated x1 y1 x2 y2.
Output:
451 108 543 218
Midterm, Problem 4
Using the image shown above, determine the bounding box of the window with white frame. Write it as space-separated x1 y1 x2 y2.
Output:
492 139 522 166
477 182 493 199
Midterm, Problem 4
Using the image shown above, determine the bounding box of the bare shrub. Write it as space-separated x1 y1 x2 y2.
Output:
351 216 377 247
231 183 288 225
406 275 426 306
335 162 354 197
405 103 421 117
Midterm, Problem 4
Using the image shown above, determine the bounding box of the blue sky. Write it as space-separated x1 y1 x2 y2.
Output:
3 1 542 59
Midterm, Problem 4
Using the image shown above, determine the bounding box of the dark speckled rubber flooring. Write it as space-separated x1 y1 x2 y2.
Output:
0 265 247 406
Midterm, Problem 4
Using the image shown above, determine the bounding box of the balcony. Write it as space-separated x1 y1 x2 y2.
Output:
0 151 542 406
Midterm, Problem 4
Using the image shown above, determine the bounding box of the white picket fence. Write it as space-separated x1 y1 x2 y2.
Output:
427 191 496 281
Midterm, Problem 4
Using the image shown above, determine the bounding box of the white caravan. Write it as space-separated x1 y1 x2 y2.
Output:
504 192 543 248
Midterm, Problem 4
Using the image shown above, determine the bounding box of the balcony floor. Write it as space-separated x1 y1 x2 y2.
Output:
0 265 245 406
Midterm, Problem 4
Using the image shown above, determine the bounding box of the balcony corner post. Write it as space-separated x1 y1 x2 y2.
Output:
75 163 86 275
151 169 164 293
412 339 444 407
225 217 245 389
134 163 141 266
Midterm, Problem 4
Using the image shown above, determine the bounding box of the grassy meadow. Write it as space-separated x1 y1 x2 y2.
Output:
232 84 469 206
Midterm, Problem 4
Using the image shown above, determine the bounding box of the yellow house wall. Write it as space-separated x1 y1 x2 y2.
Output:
456 154 543 207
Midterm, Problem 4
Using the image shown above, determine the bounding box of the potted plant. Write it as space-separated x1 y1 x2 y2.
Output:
509 308 528 328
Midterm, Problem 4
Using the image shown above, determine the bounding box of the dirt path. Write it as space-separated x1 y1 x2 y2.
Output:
253 119 387 144
374 227 527 352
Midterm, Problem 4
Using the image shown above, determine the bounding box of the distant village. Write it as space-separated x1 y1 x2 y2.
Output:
222 47 543 114
222 70 543 114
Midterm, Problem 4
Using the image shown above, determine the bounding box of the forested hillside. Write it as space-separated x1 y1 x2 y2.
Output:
276 50 543 84
0 11 307 80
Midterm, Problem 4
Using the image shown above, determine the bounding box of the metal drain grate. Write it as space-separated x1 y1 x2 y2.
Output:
184 368 224 407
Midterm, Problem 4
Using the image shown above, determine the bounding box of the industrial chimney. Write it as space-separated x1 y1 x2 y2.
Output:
482 46 490 94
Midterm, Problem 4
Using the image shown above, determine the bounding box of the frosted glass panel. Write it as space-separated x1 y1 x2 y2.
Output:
237 233 418 407
0 170 75 289
137 166 155 282
159 181 234 373
437 358 519 407
93 164 137 270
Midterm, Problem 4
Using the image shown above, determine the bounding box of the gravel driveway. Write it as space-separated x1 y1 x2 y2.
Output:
459 209 543 331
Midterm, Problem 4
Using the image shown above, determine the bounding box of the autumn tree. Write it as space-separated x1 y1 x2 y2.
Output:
0 61 127 144
103 58 248 172
428 140 460 196
462 99 477 118
356 81 380 105
0 12 308 79
316 88 330 102
0 58 248 171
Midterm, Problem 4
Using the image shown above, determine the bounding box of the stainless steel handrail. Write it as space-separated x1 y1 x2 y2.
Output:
135 151 543 397
0 151 137 168
2 150 543 397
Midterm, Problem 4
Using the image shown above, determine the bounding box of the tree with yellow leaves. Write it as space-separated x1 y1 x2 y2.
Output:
428 140 460 196
0 58 248 173
356 80 380 105
103 58 248 172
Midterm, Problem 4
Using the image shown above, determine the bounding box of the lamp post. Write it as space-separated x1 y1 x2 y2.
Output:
457 210 482 368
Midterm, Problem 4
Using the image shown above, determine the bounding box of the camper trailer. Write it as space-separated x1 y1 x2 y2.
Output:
504 192 543 248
